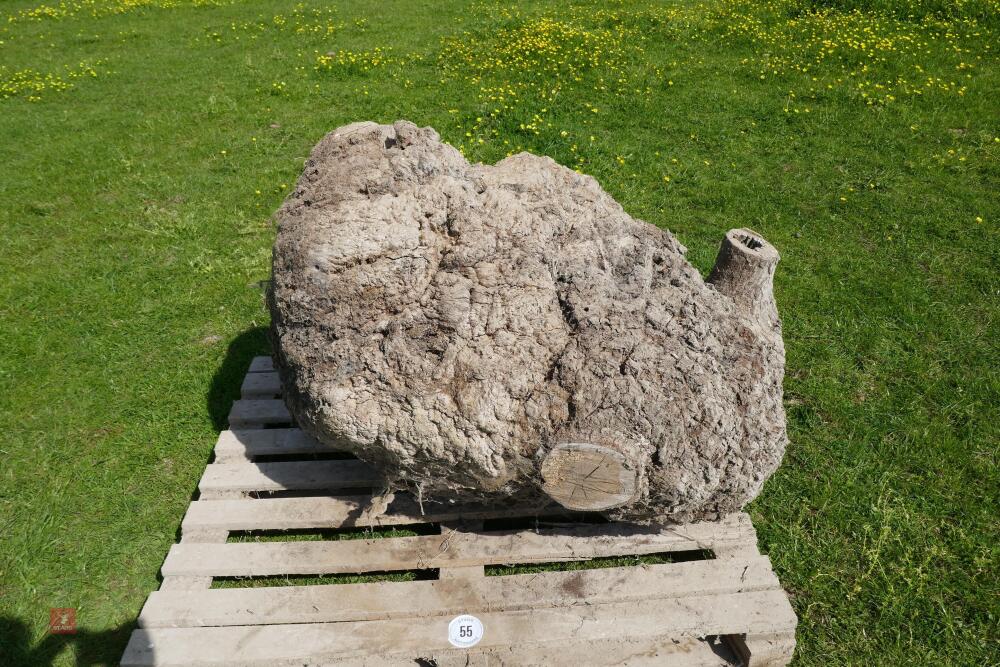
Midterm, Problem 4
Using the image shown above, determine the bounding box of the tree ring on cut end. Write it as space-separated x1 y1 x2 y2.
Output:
540 442 638 511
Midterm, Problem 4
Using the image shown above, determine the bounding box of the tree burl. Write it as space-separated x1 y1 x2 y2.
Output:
268 120 787 523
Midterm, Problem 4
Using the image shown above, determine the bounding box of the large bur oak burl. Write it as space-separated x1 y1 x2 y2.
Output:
268 120 787 523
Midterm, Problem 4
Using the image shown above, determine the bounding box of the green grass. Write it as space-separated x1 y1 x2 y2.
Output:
0 0 997 664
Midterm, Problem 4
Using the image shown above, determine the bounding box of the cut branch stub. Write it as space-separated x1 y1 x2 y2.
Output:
707 228 780 325
540 443 639 511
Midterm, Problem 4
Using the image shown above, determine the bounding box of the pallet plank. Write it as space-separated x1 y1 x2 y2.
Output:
162 516 755 578
213 429 344 462
359 635 740 667
123 633 736 667
124 358 796 666
439 521 486 579
228 399 291 427
240 371 282 399
157 530 229 592
122 592 795 666
731 630 797 666
182 495 562 533
140 556 781 628
198 460 379 495
318 636 739 667
247 356 274 373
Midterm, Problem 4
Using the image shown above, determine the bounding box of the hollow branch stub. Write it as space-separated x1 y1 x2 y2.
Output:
707 228 780 322
540 443 639 511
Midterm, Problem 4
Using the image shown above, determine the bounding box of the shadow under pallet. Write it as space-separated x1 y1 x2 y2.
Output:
122 357 797 666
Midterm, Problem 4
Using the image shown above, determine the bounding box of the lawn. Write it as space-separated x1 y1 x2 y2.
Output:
0 0 997 664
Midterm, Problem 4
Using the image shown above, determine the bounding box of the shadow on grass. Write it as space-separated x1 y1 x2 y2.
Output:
206 326 271 431
0 329 277 667
0 617 134 667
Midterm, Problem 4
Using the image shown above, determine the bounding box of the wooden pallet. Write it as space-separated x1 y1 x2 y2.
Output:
122 357 797 666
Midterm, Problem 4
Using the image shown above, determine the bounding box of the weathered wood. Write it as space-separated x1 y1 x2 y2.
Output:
213 428 338 462
181 495 562 533
317 636 739 667
157 530 229 592
123 592 795 666
123 634 738 667
156 576 214 592
708 228 781 325
237 637 740 667
714 536 762 560
198 460 379 495
540 442 639 511
123 358 796 666
228 399 292 427
247 356 275 373
240 371 282 399
162 517 755 578
248 637 739 667
729 631 797 667
386 635 740 667
439 521 486 579
140 556 781 627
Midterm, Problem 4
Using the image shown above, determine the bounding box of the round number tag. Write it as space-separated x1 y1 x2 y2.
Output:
447 614 484 648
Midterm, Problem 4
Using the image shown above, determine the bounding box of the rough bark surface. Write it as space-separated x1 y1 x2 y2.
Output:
268 120 787 523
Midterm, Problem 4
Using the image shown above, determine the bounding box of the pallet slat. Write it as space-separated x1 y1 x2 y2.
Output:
340 636 742 667
158 530 229 592
198 460 378 494
240 371 282 398
162 517 754 578
139 556 781 628
123 592 795 666
439 521 486 579
731 631 798 667
123 357 796 666
124 635 737 667
309 636 740 667
181 495 559 533
247 356 274 373
213 429 343 462
228 399 291 427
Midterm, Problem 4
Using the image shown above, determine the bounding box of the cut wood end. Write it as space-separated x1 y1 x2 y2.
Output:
540 443 638 511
